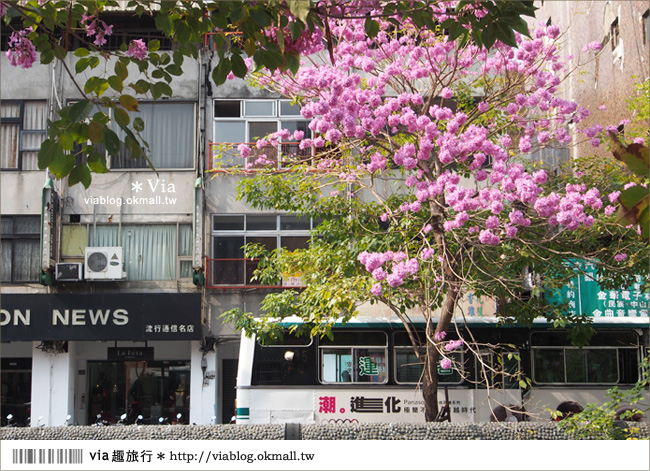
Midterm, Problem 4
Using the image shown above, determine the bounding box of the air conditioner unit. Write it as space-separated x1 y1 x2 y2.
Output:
55 263 83 282
84 247 126 280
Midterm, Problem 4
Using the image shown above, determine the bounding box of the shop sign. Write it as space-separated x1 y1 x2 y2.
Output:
548 260 649 318
107 347 154 361
0 293 201 341
314 390 479 424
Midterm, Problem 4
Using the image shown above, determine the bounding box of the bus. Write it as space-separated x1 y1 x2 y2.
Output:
234 316 648 424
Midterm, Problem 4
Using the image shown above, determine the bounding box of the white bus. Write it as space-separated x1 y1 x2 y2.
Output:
234 316 648 424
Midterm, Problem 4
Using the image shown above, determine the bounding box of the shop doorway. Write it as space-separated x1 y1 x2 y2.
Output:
87 360 190 424
1 358 32 426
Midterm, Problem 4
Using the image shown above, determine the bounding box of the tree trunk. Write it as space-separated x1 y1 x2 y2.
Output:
422 280 461 422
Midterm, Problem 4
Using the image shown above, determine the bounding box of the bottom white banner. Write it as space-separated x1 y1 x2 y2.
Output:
1 439 648 471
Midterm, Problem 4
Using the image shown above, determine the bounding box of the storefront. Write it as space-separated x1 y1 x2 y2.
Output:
1 293 203 425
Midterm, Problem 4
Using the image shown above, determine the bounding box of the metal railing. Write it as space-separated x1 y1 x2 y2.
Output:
207 142 314 172
205 258 303 289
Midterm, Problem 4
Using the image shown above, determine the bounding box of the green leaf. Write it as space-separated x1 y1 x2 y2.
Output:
286 53 300 75
87 150 109 173
38 139 62 169
155 13 172 36
69 163 92 188
364 18 380 38
114 60 128 81
289 19 304 40
68 100 94 123
619 185 648 209
249 7 272 27
133 117 145 132
114 107 131 128
108 75 124 92
75 57 91 74
88 120 104 144
48 152 75 179
149 39 161 52
119 94 139 112
103 127 121 155
211 60 232 86
151 82 172 99
74 47 89 57
287 0 311 23
231 53 248 78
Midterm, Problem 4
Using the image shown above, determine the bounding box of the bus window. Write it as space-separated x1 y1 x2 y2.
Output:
319 331 388 384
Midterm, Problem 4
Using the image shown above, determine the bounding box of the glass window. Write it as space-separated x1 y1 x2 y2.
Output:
88 224 188 281
320 331 388 384
533 348 620 384
321 348 387 383
533 349 565 383
1 101 46 170
214 121 246 143
213 215 245 231
281 215 311 231
249 121 278 141
246 215 277 231
394 347 463 384
280 100 302 116
112 102 194 169
210 213 313 286
244 100 276 117
214 100 241 118
1 215 40 283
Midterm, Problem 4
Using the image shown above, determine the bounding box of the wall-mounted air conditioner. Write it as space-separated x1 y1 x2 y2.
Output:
55 263 83 282
84 247 126 280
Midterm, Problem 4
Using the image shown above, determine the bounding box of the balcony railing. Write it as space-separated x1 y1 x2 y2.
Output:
206 257 303 289
208 142 314 172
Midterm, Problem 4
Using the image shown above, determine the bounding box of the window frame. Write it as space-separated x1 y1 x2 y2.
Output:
211 99 311 169
209 214 314 287
319 331 389 385
1 215 41 283
69 100 197 171
83 222 192 281
530 331 639 385
0 100 48 171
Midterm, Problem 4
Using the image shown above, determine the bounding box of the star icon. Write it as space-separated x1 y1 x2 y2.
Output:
131 180 143 192
157 452 166 460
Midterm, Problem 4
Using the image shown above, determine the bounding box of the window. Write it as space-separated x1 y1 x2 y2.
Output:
211 99 311 169
611 17 620 51
209 214 314 287
1 216 41 283
643 10 649 46
393 331 464 384
320 331 388 384
112 102 195 169
1 101 47 170
531 331 639 385
87 223 192 281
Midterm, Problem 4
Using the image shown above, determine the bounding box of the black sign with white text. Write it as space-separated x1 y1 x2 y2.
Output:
0 293 201 341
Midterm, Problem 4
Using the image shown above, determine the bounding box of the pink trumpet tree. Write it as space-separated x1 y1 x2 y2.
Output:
224 7 645 421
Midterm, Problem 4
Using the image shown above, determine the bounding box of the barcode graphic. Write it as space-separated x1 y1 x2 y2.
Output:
12 449 83 465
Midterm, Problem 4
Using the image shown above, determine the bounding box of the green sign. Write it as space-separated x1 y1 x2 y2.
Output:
549 261 648 318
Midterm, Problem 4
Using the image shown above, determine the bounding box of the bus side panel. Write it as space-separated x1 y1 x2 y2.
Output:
525 389 650 421
235 333 256 423
249 388 316 424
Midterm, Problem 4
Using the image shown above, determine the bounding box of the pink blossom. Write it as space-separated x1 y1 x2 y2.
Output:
5 29 37 69
604 205 617 216
126 39 147 60
614 253 627 262
439 358 452 370
434 331 447 341
608 191 621 203
370 283 383 296
581 41 602 52
440 87 453 99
